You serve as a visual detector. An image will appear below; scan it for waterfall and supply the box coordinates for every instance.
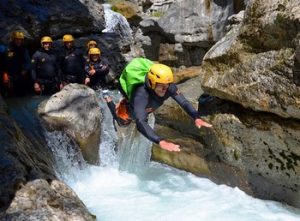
[102,4,133,44]
[117,114,155,174]
[42,92,300,221]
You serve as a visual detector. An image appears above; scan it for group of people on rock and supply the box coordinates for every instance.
[0,31,110,96]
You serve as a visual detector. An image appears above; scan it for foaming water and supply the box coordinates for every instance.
[47,91,300,221]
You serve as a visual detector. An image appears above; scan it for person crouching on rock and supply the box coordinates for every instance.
[31,36,62,95]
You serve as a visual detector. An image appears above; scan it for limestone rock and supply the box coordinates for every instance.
[204,111,300,207]
[202,0,300,119]
[0,0,104,43]
[38,84,102,165]
[0,96,56,212]
[3,179,96,221]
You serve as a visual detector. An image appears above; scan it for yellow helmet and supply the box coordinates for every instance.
[10,31,24,41]
[89,47,101,55]
[62,34,74,42]
[41,36,53,44]
[87,40,97,48]
[148,63,174,89]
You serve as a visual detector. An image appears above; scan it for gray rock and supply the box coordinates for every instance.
[158,0,235,43]
[0,96,56,213]
[38,84,102,165]
[202,0,300,119]
[3,179,96,221]
[154,76,300,208]
[0,0,104,43]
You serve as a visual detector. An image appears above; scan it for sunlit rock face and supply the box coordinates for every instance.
[130,0,245,66]
[201,0,300,119]
[0,0,104,43]
[153,76,300,208]
[2,179,96,221]
[153,0,300,208]
[38,84,102,165]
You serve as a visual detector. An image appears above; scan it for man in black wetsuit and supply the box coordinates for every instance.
[2,31,31,96]
[31,36,61,95]
[104,61,212,152]
[60,34,85,85]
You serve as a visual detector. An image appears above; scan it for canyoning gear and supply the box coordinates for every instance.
[116,98,132,123]
[87,40,97,49]
[10,31,24,41]
[195,118,212,128]
[32,49,59,80]
[41,36,53,44]
[119,58,153,100]
[148,63,174,89]
[132,83,199,144]
[159,140,180,152]
[2,41,31,96]
[84,58,109,89]
[63,34,74,42]
[89,47,101,56]
[60,46,85,84]
[31,48,61,95]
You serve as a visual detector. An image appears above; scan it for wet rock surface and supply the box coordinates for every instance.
[38,84,102,165]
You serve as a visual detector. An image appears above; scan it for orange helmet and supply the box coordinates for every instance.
[147,63,174,89]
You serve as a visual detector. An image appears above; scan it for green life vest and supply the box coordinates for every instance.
[119,58,153,100]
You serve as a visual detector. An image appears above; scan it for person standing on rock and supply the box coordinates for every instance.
[84,40,98,60]
[2,31,31,97]
[84,47,110,90]
[104,57,212,152]
[31,36,62,95]
[60,34,85,85]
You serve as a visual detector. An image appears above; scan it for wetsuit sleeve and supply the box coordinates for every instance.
[133,87,162,144]
[169,84,199,119]
[31,52,38,82]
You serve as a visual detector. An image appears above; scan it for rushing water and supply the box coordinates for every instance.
[43,91,300,221]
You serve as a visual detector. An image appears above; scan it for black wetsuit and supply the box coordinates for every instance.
[108,82,198,144]
[3,43,31,96]
[60,47,85,84]
[131,83,198,143]
[85,59,109,89]
[31,48,60,94]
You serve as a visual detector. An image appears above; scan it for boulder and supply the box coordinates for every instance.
[131,0,247,66]
[154,76,300,207]
[201,0,300,119]
[0,96,55,212]
[0,0,104,43]
[38,84,102,165]
[2,179,96,221]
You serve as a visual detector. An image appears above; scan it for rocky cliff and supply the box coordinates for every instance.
[153,0,300,208]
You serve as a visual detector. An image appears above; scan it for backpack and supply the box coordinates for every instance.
[119,57,153,100]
